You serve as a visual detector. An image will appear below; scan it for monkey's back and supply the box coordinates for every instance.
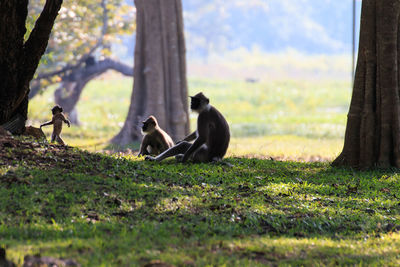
[52,113,66,135]
[207,106,230,159]
[154,128,174,152]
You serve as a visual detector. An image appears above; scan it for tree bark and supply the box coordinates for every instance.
[333,0,400,169]
[54,58,133,124]
[111,0,189,146]
[0,0,63,132]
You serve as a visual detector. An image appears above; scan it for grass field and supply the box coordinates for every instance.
[3,74,400,266]
[1,138,400,266]
[27,75,351,161]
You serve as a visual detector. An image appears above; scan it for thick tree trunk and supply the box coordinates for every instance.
[0,0,62,133]
[53,58,133,124]
[333,0,400,168]
[111,0,189,146]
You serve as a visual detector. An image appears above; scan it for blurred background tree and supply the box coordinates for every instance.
[28,0,135,124]
[112,0,189,146]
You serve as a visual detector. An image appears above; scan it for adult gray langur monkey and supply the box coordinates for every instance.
[146,92,230,163]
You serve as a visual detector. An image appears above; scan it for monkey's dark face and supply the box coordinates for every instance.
[142,117,157,133]
[51,106,63,115]
[190,97,202,110]
[190,93,209,113]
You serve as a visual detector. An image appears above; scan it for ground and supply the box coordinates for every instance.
[1,133,400,266]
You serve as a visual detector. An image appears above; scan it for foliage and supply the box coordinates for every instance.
[1,136,400,266]
[27,0,135,88]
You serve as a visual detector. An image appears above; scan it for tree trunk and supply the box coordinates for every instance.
[111,0,189,146]
[333,0,400,169]
[54,58,133,124]
[0,0,63,133]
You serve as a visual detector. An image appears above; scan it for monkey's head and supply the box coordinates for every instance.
[51,105,63,115]
[190,92,209,113]
[141,115,158,134]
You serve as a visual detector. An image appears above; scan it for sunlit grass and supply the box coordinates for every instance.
[229,135,343,161]
[188,50,352,81]
[2,146,400,266]
[6,233,400,266]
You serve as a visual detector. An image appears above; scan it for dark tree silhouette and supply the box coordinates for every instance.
[112,0,189,146]
[0,0,63,133]
[333,0,400,168]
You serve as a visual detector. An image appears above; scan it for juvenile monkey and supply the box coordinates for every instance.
[146,92,230,163]
[138,115,174,156]
[40,105,70,145]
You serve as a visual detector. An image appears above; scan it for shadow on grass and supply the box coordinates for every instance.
[2,152,400,237]
[2,150,400,265]
[2,219,399,266]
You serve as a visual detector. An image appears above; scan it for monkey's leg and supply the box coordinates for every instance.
[56,135,65,145]
[211,157,222,162]
[192,145,210,163]
[51,133,56,143]
[146,145,153,155]
[146,142,191,162]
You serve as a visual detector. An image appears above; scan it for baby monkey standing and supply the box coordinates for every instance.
[40,105,70,145]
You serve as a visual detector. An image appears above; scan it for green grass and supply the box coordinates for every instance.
[189,78,350,138]
[3,73,400,265]
[27,75,350,158]
[1,142,400,266]
[188,50,352,81]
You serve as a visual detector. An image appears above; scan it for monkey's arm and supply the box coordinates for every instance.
[182,131,197,142]
[181,136,206,163]
[181,119,208,163]
[60,114,71,127]
[159,136,172,152]
[40,120,54,128]
[138,135,151,156]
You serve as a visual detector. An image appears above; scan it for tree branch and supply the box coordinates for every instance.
[35,43,102,80]
[64,58,133,81]
[32,58,133,101]
[23,0,63,83]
